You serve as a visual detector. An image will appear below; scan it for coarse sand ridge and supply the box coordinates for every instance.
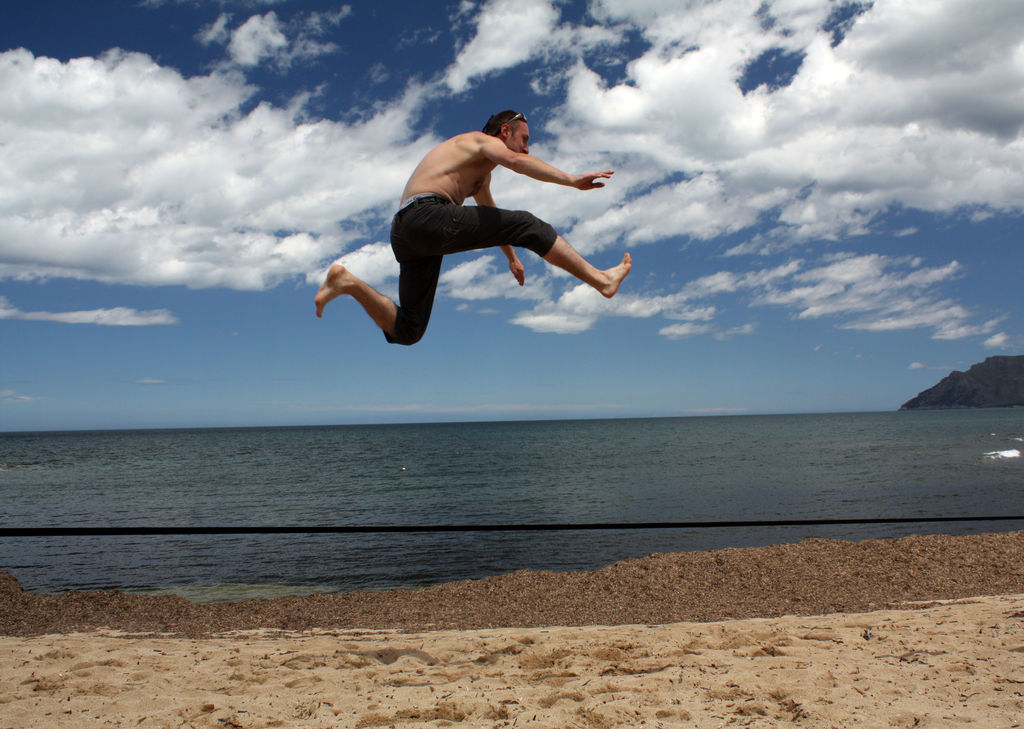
[3,530,1024,636]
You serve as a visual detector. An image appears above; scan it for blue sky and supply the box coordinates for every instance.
[2,0,1022,431]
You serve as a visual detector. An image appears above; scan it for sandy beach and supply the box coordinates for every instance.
[3,532,1024,727]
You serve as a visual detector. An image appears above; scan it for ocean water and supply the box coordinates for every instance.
[1,411,1022,601]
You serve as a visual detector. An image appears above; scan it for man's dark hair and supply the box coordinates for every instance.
[482,110,526,136]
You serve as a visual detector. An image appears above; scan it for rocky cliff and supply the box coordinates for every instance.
[900,355,1024,410]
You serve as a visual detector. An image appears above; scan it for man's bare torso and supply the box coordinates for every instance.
[400,132,498,206]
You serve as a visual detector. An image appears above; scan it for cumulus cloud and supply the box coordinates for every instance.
[0,48,433,291]
[551,0,1024,249]
[437,0,1020,341]
[227,12,289,66]
[199,7,351,69]
[444,0,620,93]
[445,0,560,92]
[0,297,178,326]
[2,0,1020,349]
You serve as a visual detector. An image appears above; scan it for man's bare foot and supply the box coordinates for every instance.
[315,264,353,317]
[599,253,632,298]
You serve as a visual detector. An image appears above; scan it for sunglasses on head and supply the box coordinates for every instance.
[506,112,527,125]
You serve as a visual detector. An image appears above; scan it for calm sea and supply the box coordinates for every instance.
[2,411,1022,601]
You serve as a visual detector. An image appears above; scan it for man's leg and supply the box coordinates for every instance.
[438,206,632,298]
[543,236,632,298]
[315,256,442,345]
[315,264,397,337]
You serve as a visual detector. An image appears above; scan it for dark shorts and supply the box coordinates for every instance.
[386,195,557,345]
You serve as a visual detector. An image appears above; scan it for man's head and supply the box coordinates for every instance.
[482,109,529,154]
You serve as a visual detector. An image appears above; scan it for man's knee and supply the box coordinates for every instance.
[517,215,557,257]
[386,317,428,346]
[386,331,424,346]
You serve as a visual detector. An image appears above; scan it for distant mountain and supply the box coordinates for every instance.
[900,355,1024,410]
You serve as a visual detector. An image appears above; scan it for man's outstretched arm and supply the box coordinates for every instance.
[478,136,614,190]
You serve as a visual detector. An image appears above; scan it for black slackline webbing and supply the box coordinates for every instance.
[1,515,1023,537]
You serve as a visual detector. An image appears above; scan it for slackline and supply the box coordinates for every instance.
[2,515,1023,537]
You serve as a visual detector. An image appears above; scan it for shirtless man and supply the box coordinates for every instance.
[315,109,632,345]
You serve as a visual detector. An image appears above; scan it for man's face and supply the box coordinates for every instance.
[502,121,530,154]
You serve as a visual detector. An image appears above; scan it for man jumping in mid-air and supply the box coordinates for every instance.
[315,109,632,345]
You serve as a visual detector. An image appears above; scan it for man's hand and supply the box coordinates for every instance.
[572,170,614,190]
[499,245,525,285]
[509,256,525,286]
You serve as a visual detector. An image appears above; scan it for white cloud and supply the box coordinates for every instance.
[445,0,560,92]
[714,322,757,340]
[303,6,353,34]
[511,282,712,335]
[509,250,996,341]
[444,0,622,94]
[567,173,783,254]
[659,322,713,339]
[0,296,178,326]
[510,308,596,334]
[201,8,350,69]
[544,0,1024,250]
[755,255,960,319]
[841,300,977,337]
[1,389,36,403]
[228,13,289,66]
[984,332,1010,349]
[909,361,953,371]
[322,242,400,290]
[197,13,232,45]
[2,0,1020,349]
[0,48,434,291]
[749,253,1000,341]
[737,253,992,340]
[439,254,544,301]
